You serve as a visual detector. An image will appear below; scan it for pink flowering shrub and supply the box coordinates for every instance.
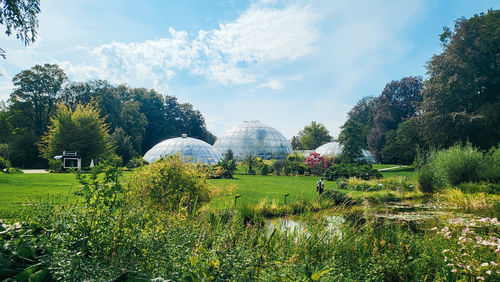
[305,151,328,175]
[432,217,500,280]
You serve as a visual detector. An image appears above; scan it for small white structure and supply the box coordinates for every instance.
[54,151,81,171]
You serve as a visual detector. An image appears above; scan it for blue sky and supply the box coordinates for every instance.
[1,0,498,139]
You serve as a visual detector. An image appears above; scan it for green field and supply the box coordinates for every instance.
[0,169,414,218]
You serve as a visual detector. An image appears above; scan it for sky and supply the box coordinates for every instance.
[0,0,498,139]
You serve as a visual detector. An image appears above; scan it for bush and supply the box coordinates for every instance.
[323,163,381,181]
[4,167,23,174]
[480,144,500,182]
[260,163,271,175]
[416,165,434,193]
[428,143,483,187]
[0,156,10,170]
[127,154,212,212]
[126,157,148,169]
[48,159,62,172]
[321,190,352,205]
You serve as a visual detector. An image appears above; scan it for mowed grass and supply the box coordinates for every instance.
[0,168,416,218]
[207,174,336,209]
[0,173,80,218]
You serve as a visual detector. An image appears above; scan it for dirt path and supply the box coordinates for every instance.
[22,169,48,174]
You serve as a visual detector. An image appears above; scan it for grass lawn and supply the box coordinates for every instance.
[0,167,417,218]
[379,166,416,179]
[0,173,79,218]
[207,174,335,209]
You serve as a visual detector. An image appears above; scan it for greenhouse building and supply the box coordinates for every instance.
[143,134,222,165]
[315,141,378,164]
[214,120,293,160]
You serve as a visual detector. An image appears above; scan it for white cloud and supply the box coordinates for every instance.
[259,79,284,90]
[59,0,319,90]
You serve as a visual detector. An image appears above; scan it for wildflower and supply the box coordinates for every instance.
[431,227,438,231]
[491,261,498,266]
[447,263,454,267]
[476,276,484,280]
[486,270,491,275]
[481,262,489,267]
[451,269,457,273]
[442,249,449,253]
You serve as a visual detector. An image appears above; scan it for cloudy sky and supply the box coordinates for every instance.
[0,0,497,139]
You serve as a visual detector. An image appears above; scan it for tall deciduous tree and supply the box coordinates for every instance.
[420,10,500,149]
[295,121,332,150]
[0,0,40,59]
[40,104,113,166]
[10,64,67,135]
[367,77,423,159]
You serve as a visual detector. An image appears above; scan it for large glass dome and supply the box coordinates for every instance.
[143,134,222,165]
[315,142,378,164]
[214,121,293,160]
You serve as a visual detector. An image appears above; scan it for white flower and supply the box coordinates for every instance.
[481,262,489,267]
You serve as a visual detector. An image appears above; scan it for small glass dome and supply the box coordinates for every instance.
[214,121,293,160]
[315,142,378,164]
[143,134,222,165]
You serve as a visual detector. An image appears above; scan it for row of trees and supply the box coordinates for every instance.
[0,64,215,167]
[338,10,500,164]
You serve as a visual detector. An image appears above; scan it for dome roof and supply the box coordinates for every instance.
[315,142,377,164]
[214,121,293,160]
[143,134,222,165]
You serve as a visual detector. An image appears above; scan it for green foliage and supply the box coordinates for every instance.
[3,167,23,174]
[0,156,9,170]
[294,121,332,150]
[420,10,500,150]
[125,157,148,169]
[271,160,284,176]
[244,154,257,174]
[428,143,484,187]
[321,190,351,205]
[381,119,421,164]
[416,165,435,193]
[40,103,114,166]
[259,163,271,175]
[110,127,136,164]
[127,154,212,212]
[48,159,62,173]
[216,158,237,179]
[0,0,40,59]
[324,163,382,181]
[367,77,423,159]
[223,149,234,162]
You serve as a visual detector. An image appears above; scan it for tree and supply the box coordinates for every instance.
[381,118,420,164]
[338,119,365,163]
[367,77,423,159]
[0,0,40,59]
[223,149,234,162]
[40,104,113,166]
[10,64,68,135]
[290,136,303,150]
[109,127,136,164]
[295,121,332,150]
[420,10,500,149]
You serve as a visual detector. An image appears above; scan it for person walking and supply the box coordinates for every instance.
[316,178,325,196]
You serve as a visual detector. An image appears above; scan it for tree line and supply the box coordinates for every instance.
[0,64,215,167]
[337,10,499,164]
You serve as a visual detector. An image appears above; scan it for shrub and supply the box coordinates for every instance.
[416,165,435,193]
[4,167,23,174]
[480,144,500,182]
[48,159,62,172]
[260,163,271,175]
[272,160,284,176]
[428,143,483,187]
[127,154,212,212]
[215,159,237,178]
[321,190,352,205]
[126,157,148,169]
[323,163,381,181]
[0,156,10,170]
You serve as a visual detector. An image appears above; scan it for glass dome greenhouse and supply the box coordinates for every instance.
[143,134,222,165]
[315,141,378,164]
[214,121,293,160]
